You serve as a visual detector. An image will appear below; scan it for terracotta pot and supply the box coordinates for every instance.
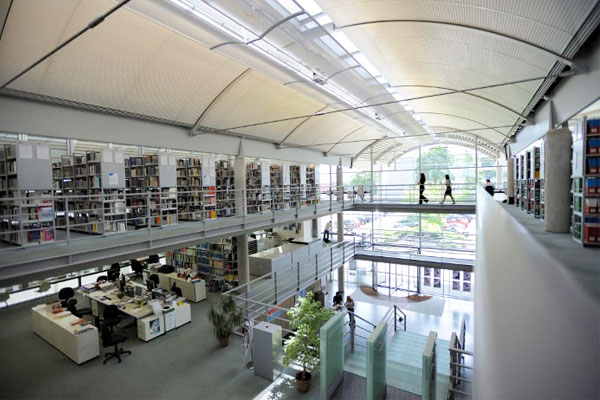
[295,371,312,393]
[218,336,230,347]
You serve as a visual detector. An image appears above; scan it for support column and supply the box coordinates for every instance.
[311,218,319,239]
[545,128,572,232]
[336,163,344,294]
[507,158,515,203]
[237,233,250,287]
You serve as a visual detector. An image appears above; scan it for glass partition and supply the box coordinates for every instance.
[366,320,387,400]
[320,312,345,399]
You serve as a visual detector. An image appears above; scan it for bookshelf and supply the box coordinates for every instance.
[167,237,238,284]
[0,142,55,246]
[67,150,127,234]
[270,163,290,210]
[216,159,235,217]
[289,165,303,207]
[125,153,177,227]
[572,117,600,246]
[176,156,216,220]
[306,164,319,205]
[246,160,271,214]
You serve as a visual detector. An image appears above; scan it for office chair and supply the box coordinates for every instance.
[59,287,92,318]
[149,274,160,288]
[171,283,183,298]
[148,254,160,264]
[130,259,145,278]
[96,276,108,283]
[107,263,121,281]
[101,321,131,364]
[102,304,122,332]
[58,287,75,307]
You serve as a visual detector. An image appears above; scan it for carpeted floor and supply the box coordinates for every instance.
[0,293,271,400]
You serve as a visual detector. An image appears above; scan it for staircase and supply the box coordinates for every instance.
[344,331,450,400]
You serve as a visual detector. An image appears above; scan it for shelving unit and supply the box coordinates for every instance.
[167,237,238,284]
[0,142,55,245]
[306,164,319,205]
[67,150,127,234]
[246,160,270,214]
[125,153,177,227]
[270,163,290,210]
[216,159,235,217]
[573,117,600,246]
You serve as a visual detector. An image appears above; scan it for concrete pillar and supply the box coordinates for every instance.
[545,128,572,232]
[336,164,344,294]
[507,158,515,200]
[237,233,250,287]
[311,218,318,239]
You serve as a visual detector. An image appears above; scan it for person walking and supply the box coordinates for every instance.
[484,179,495,196]
[419,173,429,204]
[323,220,332,242]
[345,295,355,326]
[441,174,456,204]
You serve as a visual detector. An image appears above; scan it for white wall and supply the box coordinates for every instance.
[474,188,599,398]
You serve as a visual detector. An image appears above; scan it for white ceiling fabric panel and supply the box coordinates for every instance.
[284,107,364,147]
[317,0,597,53]
[200,70,324,142]
[0,0,249,124]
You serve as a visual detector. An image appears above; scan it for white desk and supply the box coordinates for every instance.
[144,270,207,302]
[79,283,192,342]
[32,304,99,364]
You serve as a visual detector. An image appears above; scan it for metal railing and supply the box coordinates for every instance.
[448,319,473,398]
[0,183,477,249]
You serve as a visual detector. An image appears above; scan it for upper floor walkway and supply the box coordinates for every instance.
[0,183,476,286]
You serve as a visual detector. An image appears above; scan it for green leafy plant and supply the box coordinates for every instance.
[282,292,334,380]
[208,295,243,345]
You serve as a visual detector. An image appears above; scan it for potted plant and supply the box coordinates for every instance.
[283,292,334,393]
[208,295,243,347]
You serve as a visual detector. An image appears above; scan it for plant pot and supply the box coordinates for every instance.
[218,336,230,347]
[295,371,312,393]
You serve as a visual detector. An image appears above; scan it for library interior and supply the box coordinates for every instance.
[0,1,599,399]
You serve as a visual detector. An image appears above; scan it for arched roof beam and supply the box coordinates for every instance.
[210,11,304,50]
[387,139,498,165]
[428,125,503,154]
[325,125,367,155]
[190,68,252,135]
[278,105,329,146]
[352,137,389,163]
[391,84,527,119]
[415,111,510,139]
[334,20,573,67]
[373,141,404,163]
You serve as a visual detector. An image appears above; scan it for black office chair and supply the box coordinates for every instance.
[130,259,145,278]
[58,287,75,307]
[149,274,160,288]
[171,283,183,298]
[101,321,131,364]
[96,276,108,283]
[107,263,121,281]
[102,304,122,332]
[148,254,160,264]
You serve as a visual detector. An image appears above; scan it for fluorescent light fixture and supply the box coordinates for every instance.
[315,13,333,25]
[331,31,359,54]
[295,0,324,16]
[376,76,388,85]
[354,53,381,77]
[274,0,302,14]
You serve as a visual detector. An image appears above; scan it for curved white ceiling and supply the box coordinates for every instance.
[0,0,597,163]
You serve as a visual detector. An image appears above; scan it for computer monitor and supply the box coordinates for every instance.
[107,264,120,281]
[134,285,143,298]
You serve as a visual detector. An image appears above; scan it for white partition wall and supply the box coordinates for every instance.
[474,188,599,398]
